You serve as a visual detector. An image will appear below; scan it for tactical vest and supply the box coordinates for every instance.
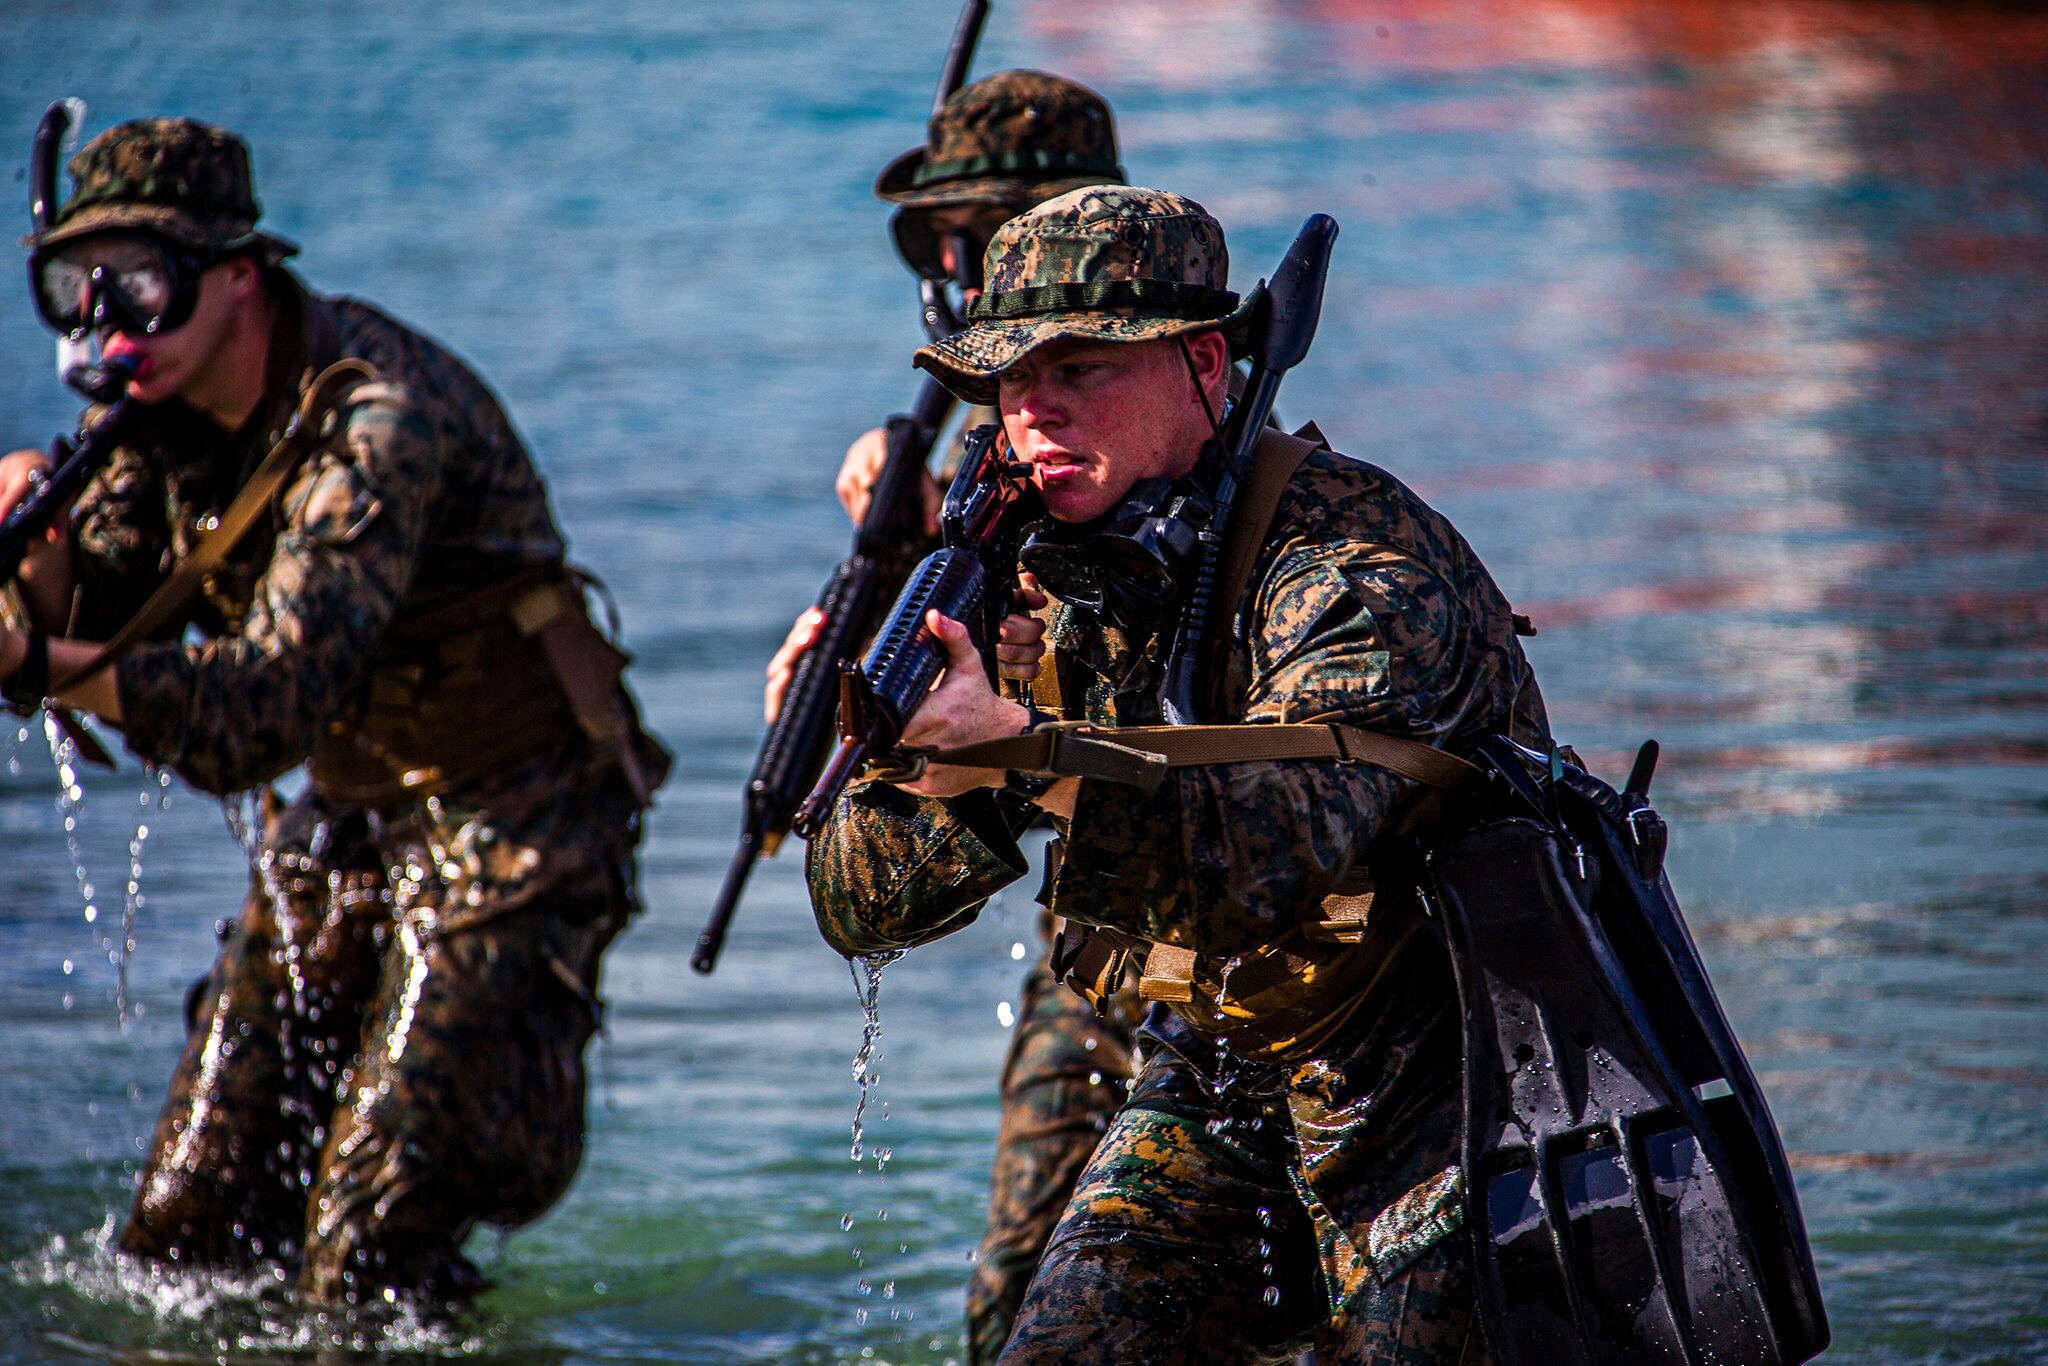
[52,357,667,810]
[940,425,1532,1061]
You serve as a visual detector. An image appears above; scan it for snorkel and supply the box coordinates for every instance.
[29,99,132,403]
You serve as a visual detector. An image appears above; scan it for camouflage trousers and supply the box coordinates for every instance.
[119,788,632,1305]
[996,1031,1491,1365]
[966,946,1139,1364]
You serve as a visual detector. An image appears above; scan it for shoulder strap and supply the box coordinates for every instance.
[934,718,1484,792]
[1203,422,1325,718]
[51,359,375,695]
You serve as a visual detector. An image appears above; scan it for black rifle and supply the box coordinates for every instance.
[689,0,990,973]
[5,100,143,583]
[1157,214,1338,725]
[792,424,1039,838]
[0,362,138,586]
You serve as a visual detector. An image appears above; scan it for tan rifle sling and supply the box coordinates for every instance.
[932,424,1487,1019]
[44,359,375,757]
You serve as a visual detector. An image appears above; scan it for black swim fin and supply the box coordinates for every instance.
[1421,736,1828,1366]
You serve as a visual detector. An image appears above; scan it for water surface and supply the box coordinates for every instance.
[1,1,2043,1361]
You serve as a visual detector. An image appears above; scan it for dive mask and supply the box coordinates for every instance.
[29,232,232,339]
[1019,465,1221,638]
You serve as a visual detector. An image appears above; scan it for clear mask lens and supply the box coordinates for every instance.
[33,238,183,336]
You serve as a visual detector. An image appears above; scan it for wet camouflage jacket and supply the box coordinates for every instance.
[58,274,645,911]
[809,440,1549,1285]
[809,441,1546,958]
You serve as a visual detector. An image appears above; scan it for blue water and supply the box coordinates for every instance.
[2,1,2044,1361]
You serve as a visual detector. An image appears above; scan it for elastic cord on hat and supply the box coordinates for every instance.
[969,278,1237,324]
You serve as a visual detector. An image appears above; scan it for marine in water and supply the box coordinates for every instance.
[0,115,668,1306]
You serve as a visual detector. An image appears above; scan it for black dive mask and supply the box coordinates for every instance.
[896,215,987,342]
[29,234,226,340]
[1019,451,1224,638]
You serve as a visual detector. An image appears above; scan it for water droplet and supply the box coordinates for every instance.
[996,999,1015,1028]
[1010,941,1027,960]
[1262,1285,1281,1307]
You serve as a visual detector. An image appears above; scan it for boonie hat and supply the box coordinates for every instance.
[913,185,1256,406]
[876,69,1124,212]
[23,117,297,262]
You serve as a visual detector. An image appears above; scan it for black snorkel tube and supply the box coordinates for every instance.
[28,99,136,404]
[1157,213,1338,725]
[5,101,143,586]
[916,0,990,343]
[30,101,67,236]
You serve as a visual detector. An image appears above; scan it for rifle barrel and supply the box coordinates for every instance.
[693,835,764,973]
[934,0,990,115]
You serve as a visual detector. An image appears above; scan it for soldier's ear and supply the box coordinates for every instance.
[1186,330,1230,398]
[220,254,264,302]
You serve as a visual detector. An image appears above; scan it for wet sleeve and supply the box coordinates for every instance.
[1051,538,1478,957]
[807,781,1033,957]
[63,441,170,640]
[112,381,443,794]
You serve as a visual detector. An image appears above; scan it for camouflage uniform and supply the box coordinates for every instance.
[810,188,1547,1361]
[877,72,1139,1361]
[17,121,664,1305]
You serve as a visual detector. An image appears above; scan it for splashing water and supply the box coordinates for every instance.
[12,1213,474,1356]
[845,949,904,1330]
[112,765,175,1028]
[224,789,309,1016]
[848,949,902,1169]
[39,714,113,1013]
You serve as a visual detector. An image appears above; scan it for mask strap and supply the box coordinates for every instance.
[1177,336,1227,454]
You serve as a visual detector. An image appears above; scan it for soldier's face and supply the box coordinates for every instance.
[928,204,1011,288]
[999,331,1229,524]
[99,255,255,405]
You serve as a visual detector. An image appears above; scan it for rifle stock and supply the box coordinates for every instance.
[1157,214,1338,724]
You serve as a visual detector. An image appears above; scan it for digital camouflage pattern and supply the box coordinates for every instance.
[808,439,1548,1356]
[875,70,1124,211]
[123,786,634,1302]
[880,74,1136,1356]
[25,117,297,261]
[966,941,1141,1363]
[60,274,657,1304]
[914,186,1255,406]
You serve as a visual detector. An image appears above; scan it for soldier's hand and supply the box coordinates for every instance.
[836,426,943,535]
[996,572,1049,683]
[764,606,825,724]
[0,449,67,564]
[895,609,1027,798]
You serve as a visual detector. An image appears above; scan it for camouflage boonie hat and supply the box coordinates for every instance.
[23,118,297,261]
[876,70,1124,211]
[914,186,1256,406]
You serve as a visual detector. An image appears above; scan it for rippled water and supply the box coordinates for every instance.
[2,1,2043,1362]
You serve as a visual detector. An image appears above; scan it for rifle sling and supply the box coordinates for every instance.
[1203,423,1322,718]
[50,358,375,697]
[933,719,1483,793]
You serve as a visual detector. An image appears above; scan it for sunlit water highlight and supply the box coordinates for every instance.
[1,1,2043,1362]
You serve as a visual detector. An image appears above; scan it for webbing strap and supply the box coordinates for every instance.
[1138,942,1197,1003]
[51,358,376,694]
[935,720,1484,791]
[1206,424,1322,714]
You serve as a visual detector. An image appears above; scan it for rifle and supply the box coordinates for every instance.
[791,424,1039,838]
[0,362,138,586]
[689,0,991,973]
[1157,214,1338,725]
[4,100,141,585]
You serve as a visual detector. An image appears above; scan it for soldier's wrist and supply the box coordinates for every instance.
[2,629,50,715]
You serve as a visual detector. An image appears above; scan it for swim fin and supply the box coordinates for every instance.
[1421,736,1828,1366]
